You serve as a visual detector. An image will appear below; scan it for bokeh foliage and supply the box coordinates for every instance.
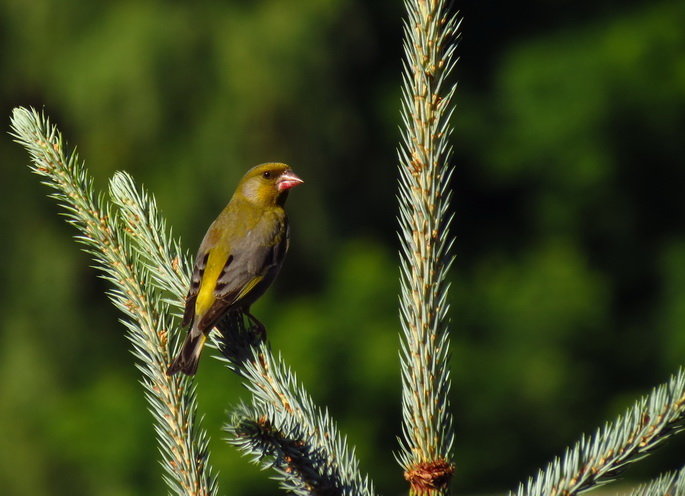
[1,1,684,495]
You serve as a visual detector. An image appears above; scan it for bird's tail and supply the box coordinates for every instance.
[166,331,207,376]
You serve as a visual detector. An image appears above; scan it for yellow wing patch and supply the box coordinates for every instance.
[195,247,229,319]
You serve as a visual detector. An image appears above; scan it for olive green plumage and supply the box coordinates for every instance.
[167,163,303,376]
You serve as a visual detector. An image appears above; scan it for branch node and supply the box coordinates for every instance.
[404,459,455,493]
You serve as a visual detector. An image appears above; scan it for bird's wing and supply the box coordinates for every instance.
[181,221,221,329]
[197,214,288,330]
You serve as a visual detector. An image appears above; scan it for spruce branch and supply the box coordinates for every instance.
[511,369,685,496]
[10,107,217,496]
[628,466,685,496]
[108,171,377,496]
[397,0,461,493]
[226,402,343,496]
[108,171,191,304]
[217,315,376,496]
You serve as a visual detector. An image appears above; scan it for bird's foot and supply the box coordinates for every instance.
[244,311,267,342]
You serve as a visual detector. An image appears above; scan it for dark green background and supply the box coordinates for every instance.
[2,0,684,495]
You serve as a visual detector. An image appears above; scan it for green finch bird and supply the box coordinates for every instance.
[167,163,303,376]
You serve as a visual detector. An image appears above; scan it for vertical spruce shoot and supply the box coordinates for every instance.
[397,0,461,494]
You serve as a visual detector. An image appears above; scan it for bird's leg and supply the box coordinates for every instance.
[244,309,267,341]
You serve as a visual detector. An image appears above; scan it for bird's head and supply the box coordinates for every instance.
[236,162,303,207]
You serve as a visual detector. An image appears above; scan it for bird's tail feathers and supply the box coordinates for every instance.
[166,330,207,376]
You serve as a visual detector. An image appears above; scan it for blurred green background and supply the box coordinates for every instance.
[2,0,685,494]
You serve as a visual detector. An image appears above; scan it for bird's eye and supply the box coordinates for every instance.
[262,171,272,179]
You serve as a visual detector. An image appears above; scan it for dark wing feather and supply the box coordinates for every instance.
[182,250,209,327]
[198,215,288,330]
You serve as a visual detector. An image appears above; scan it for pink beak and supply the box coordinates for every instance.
[277,171,304,191]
